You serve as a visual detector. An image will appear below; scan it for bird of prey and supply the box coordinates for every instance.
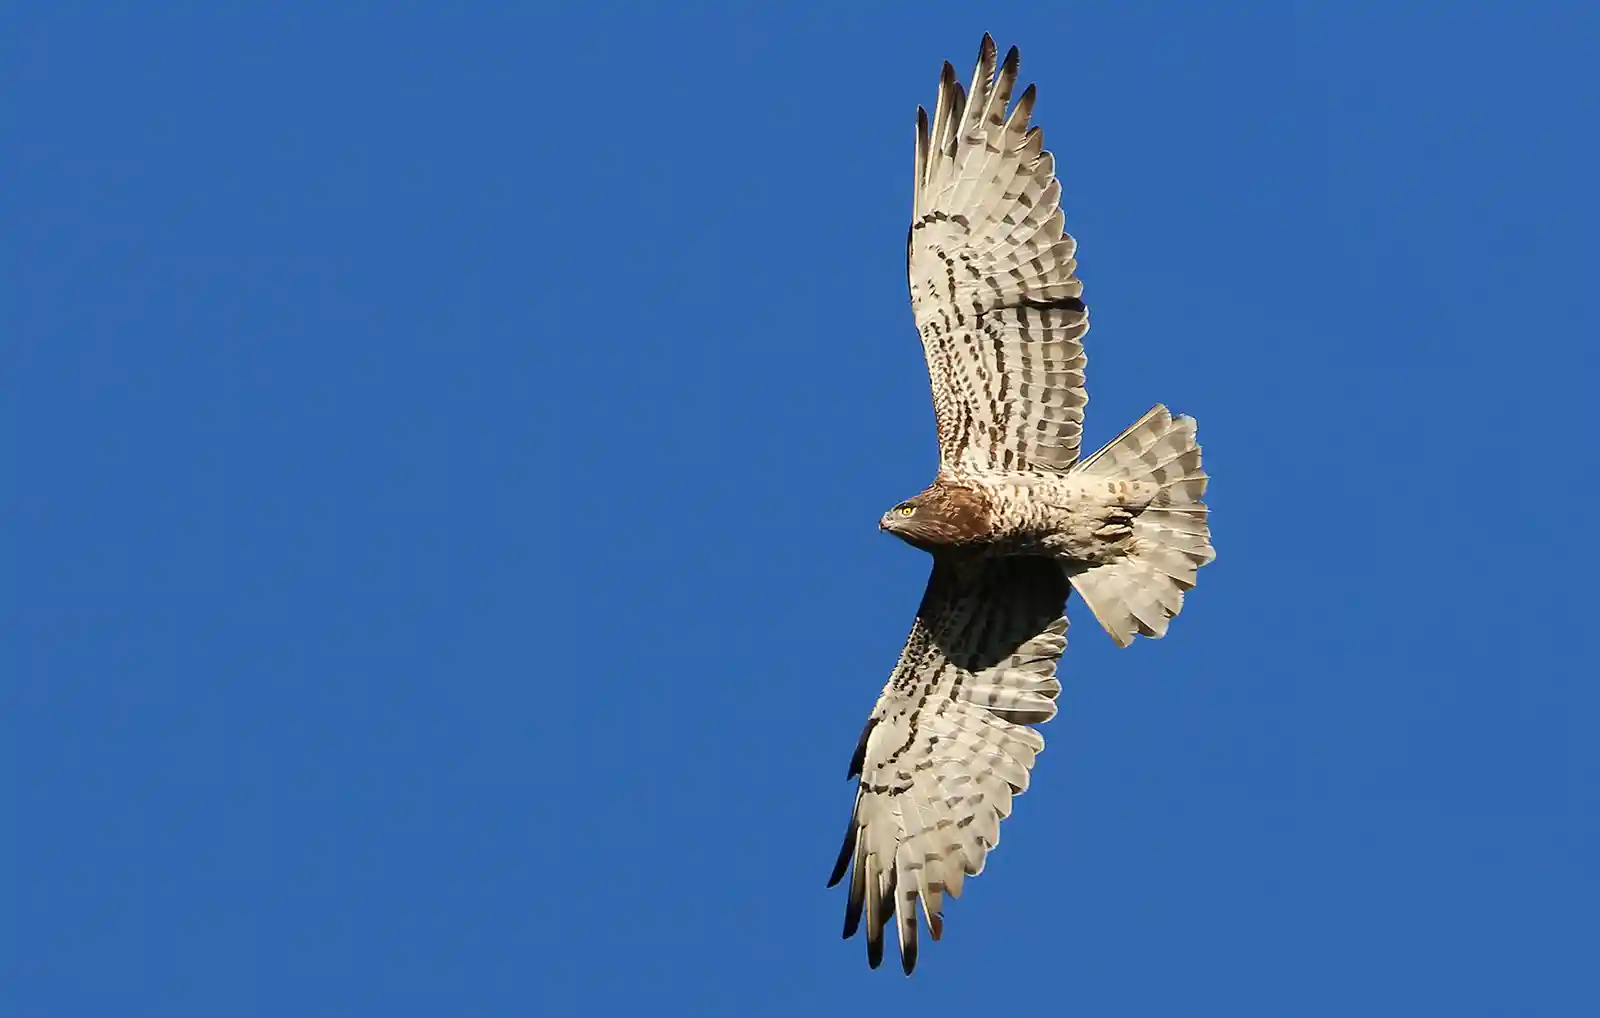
[828,35,1216,974]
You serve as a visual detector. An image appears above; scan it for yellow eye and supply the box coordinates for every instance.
[897,505,915,517]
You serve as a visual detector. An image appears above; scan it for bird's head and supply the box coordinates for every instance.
[879,482,993,549]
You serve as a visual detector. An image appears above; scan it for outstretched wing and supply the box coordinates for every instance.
[828,557,1071,973]
[909,36,1090,474]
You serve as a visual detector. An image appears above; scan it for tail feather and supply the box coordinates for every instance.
[1069,405,1215,647]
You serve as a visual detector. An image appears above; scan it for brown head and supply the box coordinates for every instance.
[879,480,995,550]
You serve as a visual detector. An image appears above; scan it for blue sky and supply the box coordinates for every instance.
[5,2,1597,1014]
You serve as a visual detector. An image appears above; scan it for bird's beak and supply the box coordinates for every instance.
[878,515,890,531]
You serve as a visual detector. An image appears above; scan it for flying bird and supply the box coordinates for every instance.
[828,35,1216,974]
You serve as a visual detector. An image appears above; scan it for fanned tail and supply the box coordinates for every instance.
[1068,405,1214,647]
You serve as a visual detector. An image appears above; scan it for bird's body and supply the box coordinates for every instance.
[890,470,1159,561]
[829,35,1216,975]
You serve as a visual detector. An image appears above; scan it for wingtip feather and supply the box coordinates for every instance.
[827,818,856,888]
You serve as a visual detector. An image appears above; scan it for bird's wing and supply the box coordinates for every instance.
[909,36,1090,474]
[828,557,1070,973]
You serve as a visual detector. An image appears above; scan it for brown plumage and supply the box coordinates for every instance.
[830,36,1216,975]
[879,481,996,549]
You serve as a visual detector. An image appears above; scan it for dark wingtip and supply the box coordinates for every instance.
[838,877,864,941]
[827,821,855,888]
[867,933,884,969]
[846,717,875,779]
[901,941,917,976]
[826,862,847,889]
